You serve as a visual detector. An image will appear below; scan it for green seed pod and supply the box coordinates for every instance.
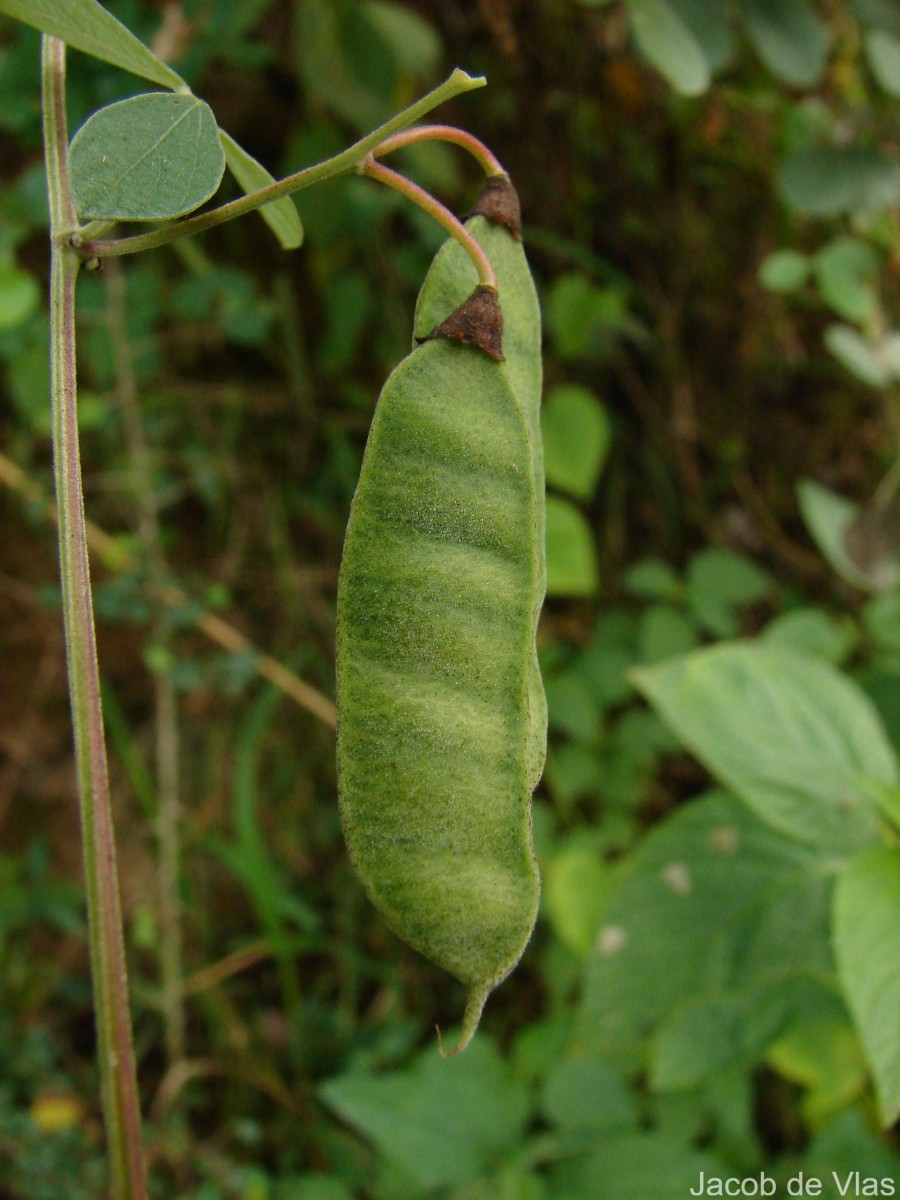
[414,214,547,790]
[336,338,540,1053]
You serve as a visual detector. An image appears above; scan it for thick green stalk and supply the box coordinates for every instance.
[42,35,147,1200]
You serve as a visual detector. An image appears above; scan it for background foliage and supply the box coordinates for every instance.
[0,0,899,1196]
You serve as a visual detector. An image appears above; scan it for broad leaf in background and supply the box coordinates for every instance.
[667,0,736,72]
[765,1015,868,1124]
[779,147,900,217]
[813,238,881,326]
[545,495,599,597]
[759,248,810,293]
[580,792,834,1058]
[547,1130,727,1200]
[219,131,303,250]
[825,324,900,390]
[866,29,900,97]
[833,848,900,1126]
[319,1037,530,1191]
[69,93,225,221]
[762,607,858,666]
[541,384,610,501]
[543,842,612,956]
[626,0,711,95]
[632,642,894,851]
[742,0,829,86]
[684,547,773,637]
[798,478,900,592]
[0,0,185,90]
[0,264,40,331]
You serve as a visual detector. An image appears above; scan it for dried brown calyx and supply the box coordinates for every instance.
[416,285,505,362]
[464,174,522,241]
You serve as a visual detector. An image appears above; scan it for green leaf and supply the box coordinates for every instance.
[69,93,226,222]
[579,791,835,1055]
[0,264,40,330]
[851,0,900,33]
[547,1129,726,1197]
[863,587,900,655]
[543,844,611,956]
[319,1038,530,1190]
[766,1016,867,1123]
[825,324,888,387]
[779,147,900,217]
[813,238,881,325]
[684,547,773,637]
[666,0,735,72]
[545,273,630,361]
[632,642,895,851]
[540,1058,635,1132]
[866,29,900,96]
[637,604,698,665]
[620,557,683,602]
[219,131,303,250]
[545,495,599,597]
[626,0,711,95]
[833,848,900,1125]
[541,384,611,501]
[798,479,886,591]
[0,0,185,90]
[762,608,858,665]
[759,248,810,293]
[742,0,830,86]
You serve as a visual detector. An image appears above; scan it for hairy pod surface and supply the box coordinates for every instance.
[414,215,547,791]
[336,338,540,1052]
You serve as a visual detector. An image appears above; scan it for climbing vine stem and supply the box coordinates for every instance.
[42,34,148,1200]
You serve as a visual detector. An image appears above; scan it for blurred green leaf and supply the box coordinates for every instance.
[637,604,698,664]
[759,248,810,293]
[580,792,835,1054]
[742,0,830,86]
[667,0,735,72]
[0,264,39,330]
[833,848,900,1126]
[866,29,900,96]
[813,238,881,325]
[766,1017,867,1123]
[762,607,858,665]
[626,0,711,95]
[547,1128,726,1197]
[545,495,599,597]
[863,587,900,655]
[69,93,225,221]
[319,1038,530,1190]
[540,1058,635,1131]
[543,844,611,955]
[633,642,895,851]
[546,667,601,742]
[779,146,900,217]
[546,273,629,362]
[620,558,683,602]
[825,323,889,386]
[684,547,772,637]
[798,479,881,590]
[0,0,185,89]
[541,384,611,501]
